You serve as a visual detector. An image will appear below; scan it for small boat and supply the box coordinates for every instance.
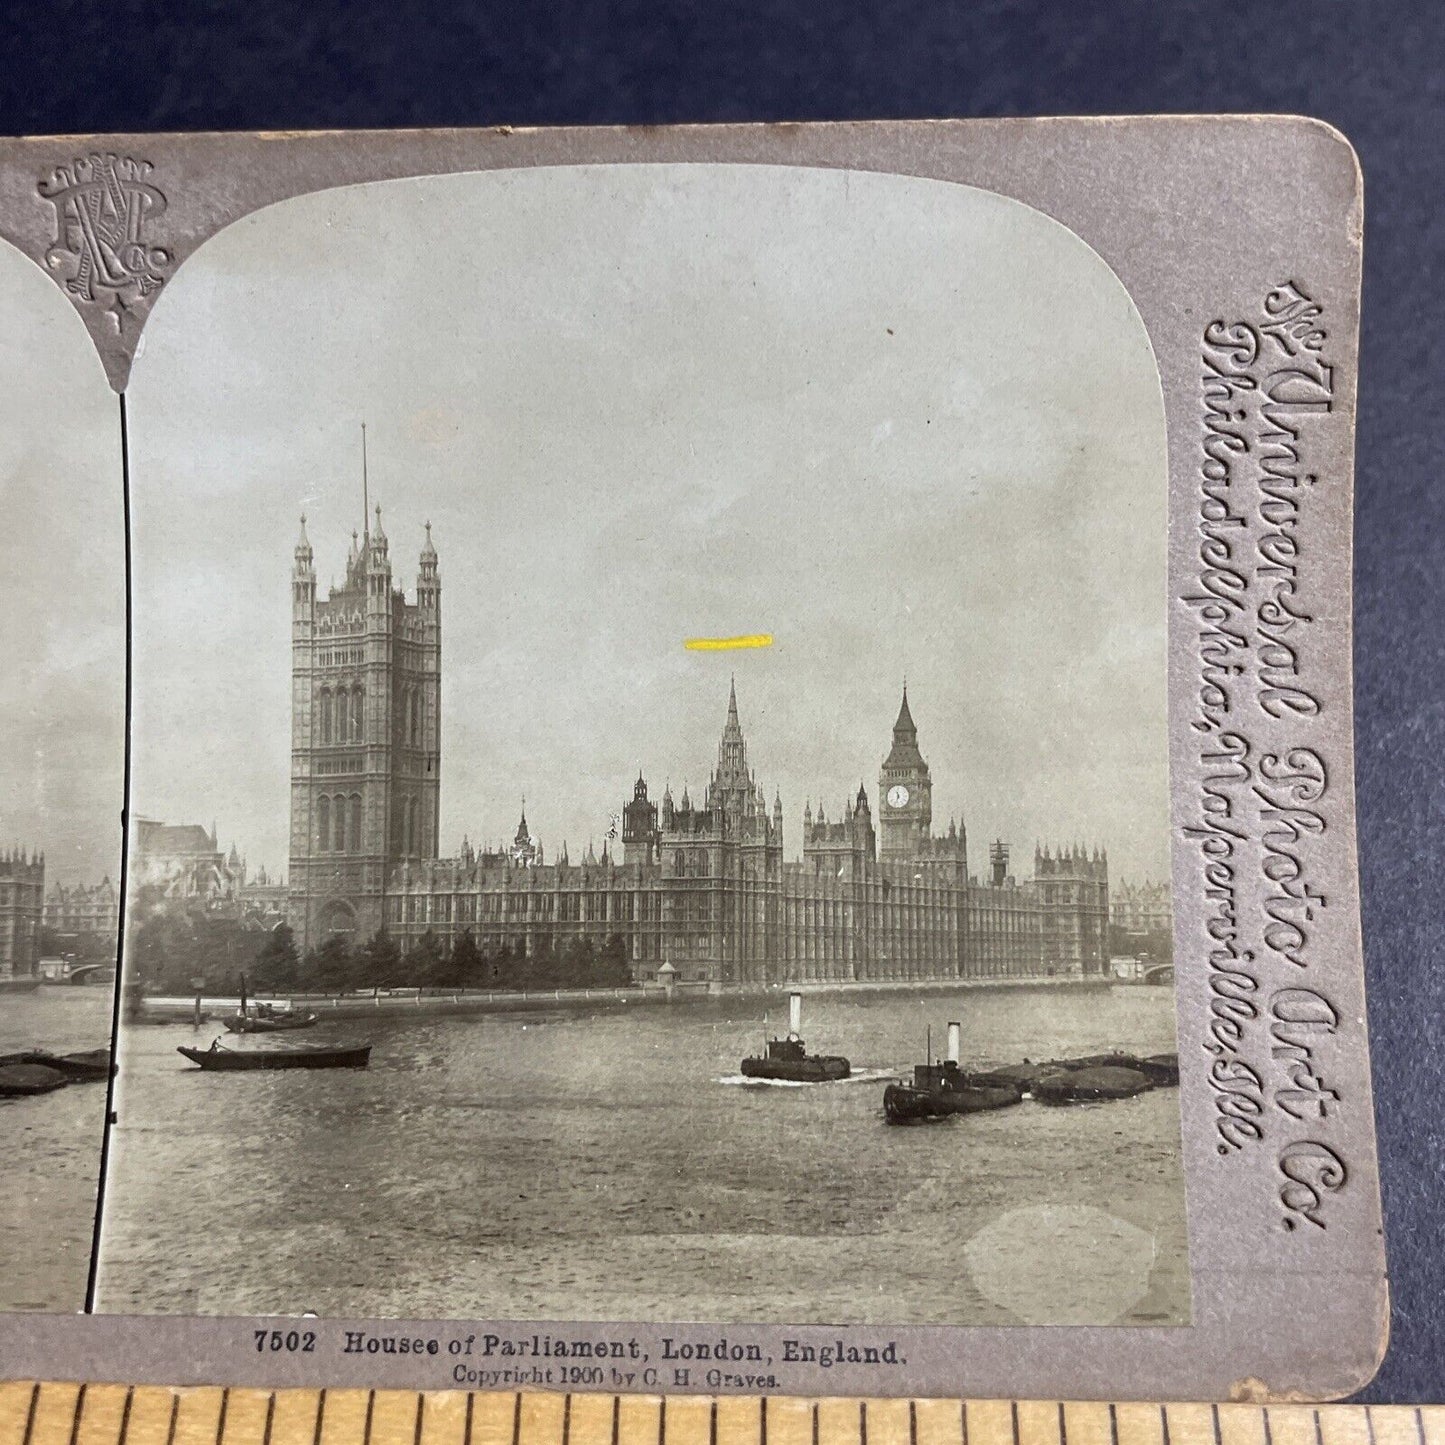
[883,1022,1023,1124]
[740,992,850,1082]
[224,1010,318,1034]
[0,1062,70,1097]
[223,974,319,1033]
[1032,1064,1155,1105]
[178,1040,372,1071]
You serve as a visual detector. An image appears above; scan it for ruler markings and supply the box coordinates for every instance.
[1368,1406,1430,1445]
[615,1398,661,1445]
[318,1393,370,1445]
[1015,1401,1059,1445]
[8,1392,1445,1445]
[22,1381,80,1445]
[117,1388,134,1445]
[222,1390,273,1445]
[565,1393,610,1445]
[67,1384,88,1445]
[259,1393,317,1445]
[21,1384,42,1445]
[656,1400,706,1445]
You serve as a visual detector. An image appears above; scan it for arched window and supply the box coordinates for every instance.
[336,689,349,742]
[319,689,332,744]
[317,796,331,851]
[350,795,363,853]
[674,850,685,874]
[698,853,710,878]
[410,691,421,745]
[402,797,413,855]
[408,797,419,854]
[352,685,364,740]
[333,795,348,853]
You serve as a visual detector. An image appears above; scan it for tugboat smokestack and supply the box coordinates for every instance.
[947,1021,961,1065]
[789,992,802,1036]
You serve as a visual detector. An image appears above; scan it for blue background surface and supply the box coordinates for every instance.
[2,0,1440,1402]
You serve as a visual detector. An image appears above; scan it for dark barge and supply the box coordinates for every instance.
[179,1040,372,1071]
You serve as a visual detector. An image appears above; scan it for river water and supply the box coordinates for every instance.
[0,985,112,1312]
[96,984,1187,1326]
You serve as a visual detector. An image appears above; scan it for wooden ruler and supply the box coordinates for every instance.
[2,1387,1442,1445]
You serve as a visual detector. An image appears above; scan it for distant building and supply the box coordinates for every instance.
[130,818,234,899]
[130,818,281,903]
[0,848,45,978]
[1110,878,1172,935]
[286,511,1111,982]
[44,875,120,943]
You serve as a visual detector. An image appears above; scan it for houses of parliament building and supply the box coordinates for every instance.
[287,512,1111,983]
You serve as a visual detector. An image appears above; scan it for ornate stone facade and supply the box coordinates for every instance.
[288,513,1109,981]
[1110,878,1172,934]
[43,874,119,942]
[288,508,441,946]
[0,848,45,978]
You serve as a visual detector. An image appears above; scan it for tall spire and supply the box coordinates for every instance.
[894,683,916,737]
[884,683,925,768]
[293,513,313,576]
[709,675,752,816]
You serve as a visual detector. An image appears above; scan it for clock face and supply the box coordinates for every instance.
[887,784,910,809]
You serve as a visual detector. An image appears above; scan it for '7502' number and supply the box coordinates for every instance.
[254,1329,317,1353]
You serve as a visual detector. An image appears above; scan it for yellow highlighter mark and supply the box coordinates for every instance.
[684,634,774,651]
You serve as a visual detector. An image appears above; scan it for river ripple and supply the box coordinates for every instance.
[96,984,1187,1325]
[0,986,112,1312]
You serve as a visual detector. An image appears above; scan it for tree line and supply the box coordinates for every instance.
[253,924,634,994]
[123,888,634,996]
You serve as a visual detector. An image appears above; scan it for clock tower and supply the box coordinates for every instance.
[879,685,933,861]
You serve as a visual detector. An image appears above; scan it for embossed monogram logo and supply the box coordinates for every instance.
[38,153,171,326]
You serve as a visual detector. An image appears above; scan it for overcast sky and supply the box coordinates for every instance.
[122,162,1171,884]
[0,243,123,886]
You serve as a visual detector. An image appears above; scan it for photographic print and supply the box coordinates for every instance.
[0,120,1384,1401]
[93,162,1183,1325]
[0,235,123,1312]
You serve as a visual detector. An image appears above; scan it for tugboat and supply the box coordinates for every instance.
[882,1022,1023,1124]
[741,992,850,1082]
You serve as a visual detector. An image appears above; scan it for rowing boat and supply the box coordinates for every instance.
[177,1041,371,1071]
